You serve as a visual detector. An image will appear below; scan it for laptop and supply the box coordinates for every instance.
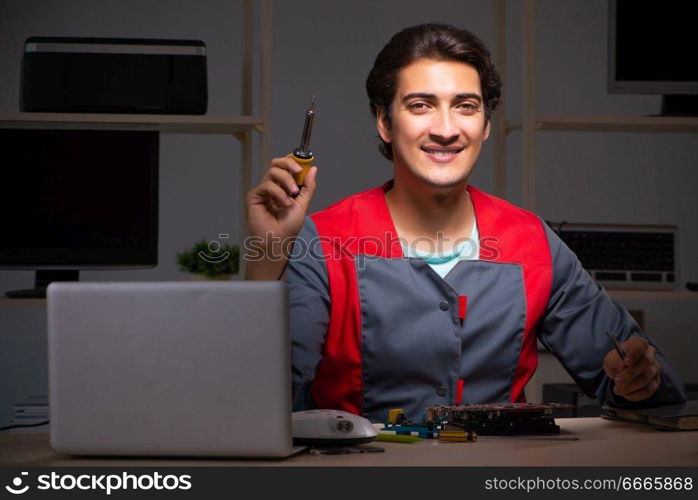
[47,281,298,457]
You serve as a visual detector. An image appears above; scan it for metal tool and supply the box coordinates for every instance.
[605,331,627,360]
[292,95,316,186]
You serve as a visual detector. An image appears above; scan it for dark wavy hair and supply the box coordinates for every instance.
[365,23,502,160]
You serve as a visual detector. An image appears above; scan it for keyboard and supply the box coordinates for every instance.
[552,223,678,290]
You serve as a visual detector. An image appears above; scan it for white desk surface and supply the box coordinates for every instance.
[1,418,697,467]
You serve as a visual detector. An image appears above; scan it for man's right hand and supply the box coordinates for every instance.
[244,156,318,280]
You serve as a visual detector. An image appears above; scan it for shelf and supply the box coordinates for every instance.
[495,0,698,209]
[608,290,698,301]
[506,115,698,134]
[0,112,264,134]
[0,298,46,307]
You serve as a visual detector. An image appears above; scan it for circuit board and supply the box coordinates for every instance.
[381,403,577,438]
[425,403,576,435]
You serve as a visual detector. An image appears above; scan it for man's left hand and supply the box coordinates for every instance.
[603,337,661,402]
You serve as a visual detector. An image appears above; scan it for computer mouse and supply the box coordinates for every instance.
[292,409,379,445]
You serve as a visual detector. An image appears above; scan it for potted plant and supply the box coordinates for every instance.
[176,238,240,280]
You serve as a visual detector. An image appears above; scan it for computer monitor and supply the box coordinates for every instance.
[0,128,158,297]
[608,0,698,115]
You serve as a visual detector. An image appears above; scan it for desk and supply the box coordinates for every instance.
[1,418,696,466]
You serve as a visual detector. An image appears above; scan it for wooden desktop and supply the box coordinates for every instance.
[1,418,696,466]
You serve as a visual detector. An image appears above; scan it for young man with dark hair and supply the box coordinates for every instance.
[245,23,685,422]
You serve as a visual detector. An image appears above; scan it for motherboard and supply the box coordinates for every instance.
[382,403,576,438]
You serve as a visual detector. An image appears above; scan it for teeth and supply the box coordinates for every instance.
[424,148,459,155]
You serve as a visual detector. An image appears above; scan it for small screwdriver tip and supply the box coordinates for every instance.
[309,95,316,111]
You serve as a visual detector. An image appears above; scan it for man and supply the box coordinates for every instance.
[245,23,686,422]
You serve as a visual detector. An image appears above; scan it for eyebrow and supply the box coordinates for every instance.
[402,92,483,103]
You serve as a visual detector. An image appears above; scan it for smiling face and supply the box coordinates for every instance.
[377,58,490,190]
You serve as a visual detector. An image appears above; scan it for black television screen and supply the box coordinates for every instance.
[0,129,158,272]
[609,0,698,97]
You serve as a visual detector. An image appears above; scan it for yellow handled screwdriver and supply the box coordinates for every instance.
[292,95,316,187]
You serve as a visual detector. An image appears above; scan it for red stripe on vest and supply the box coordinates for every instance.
[458,295,467,319]
[456,379,465,405]
[468,186,552,403]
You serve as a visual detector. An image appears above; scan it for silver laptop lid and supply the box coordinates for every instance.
[47,281,292,457]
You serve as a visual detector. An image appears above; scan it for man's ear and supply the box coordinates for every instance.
[376,107,392,144]
[483,119,491,141]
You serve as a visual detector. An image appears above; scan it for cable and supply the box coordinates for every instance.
[0,420,49,432]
